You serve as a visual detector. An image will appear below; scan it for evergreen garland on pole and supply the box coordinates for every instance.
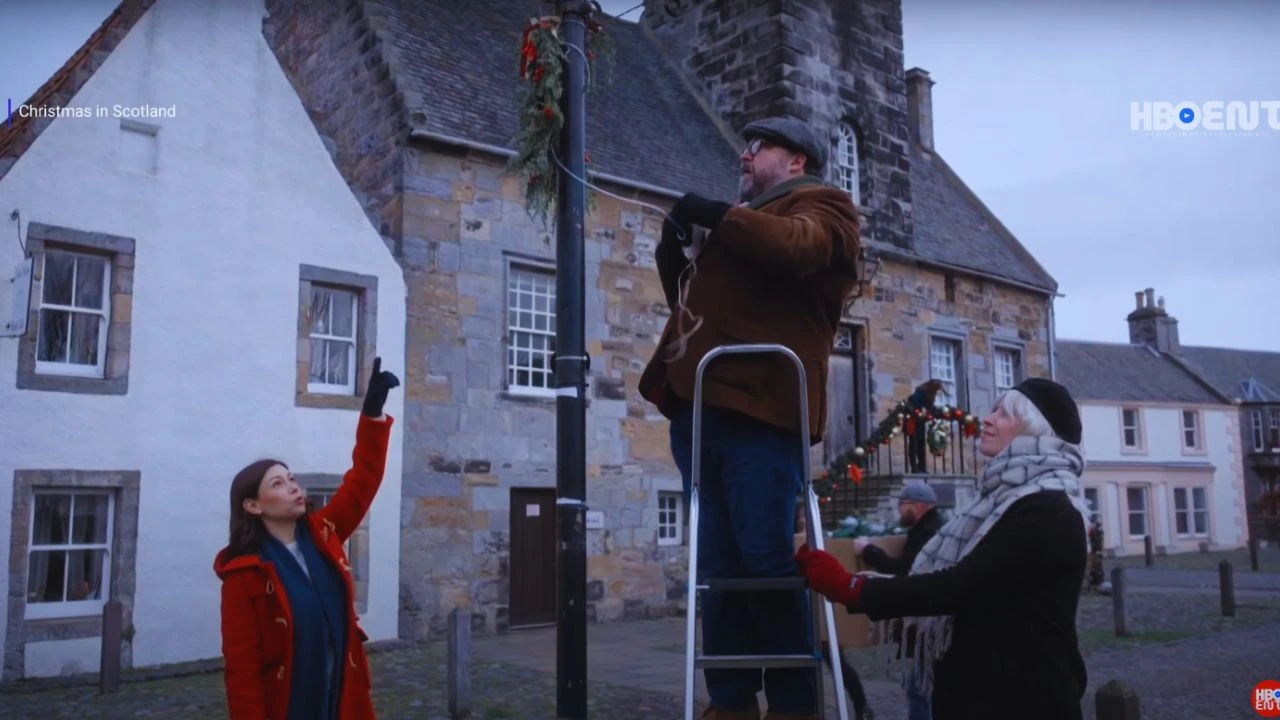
[508,14,616,226]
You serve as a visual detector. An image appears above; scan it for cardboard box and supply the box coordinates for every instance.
[794,533,907,648]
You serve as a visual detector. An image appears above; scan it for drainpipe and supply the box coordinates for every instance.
[1048,292,1059,380]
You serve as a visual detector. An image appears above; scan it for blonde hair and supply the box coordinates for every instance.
[997,389,1056,438]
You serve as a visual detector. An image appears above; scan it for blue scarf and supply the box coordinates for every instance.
[261,521,349,720]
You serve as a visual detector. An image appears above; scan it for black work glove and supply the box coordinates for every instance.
[672,192,732,232]
[361,356,401,418]
[662,214,693,248]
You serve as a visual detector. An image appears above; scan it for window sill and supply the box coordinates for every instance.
[23,615,104,642]
[17,372,127,395]
[295,392,363,411]
[500,389,556,405]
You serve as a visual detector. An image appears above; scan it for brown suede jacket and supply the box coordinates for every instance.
[638,176,862,443]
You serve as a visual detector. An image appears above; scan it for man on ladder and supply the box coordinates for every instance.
[638,116,864,720]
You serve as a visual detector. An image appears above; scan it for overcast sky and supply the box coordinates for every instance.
[3,0,1277,351]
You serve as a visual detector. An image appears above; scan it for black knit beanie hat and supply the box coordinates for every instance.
[1011,378,1082,444]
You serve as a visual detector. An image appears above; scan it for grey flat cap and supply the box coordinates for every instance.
[894,483,937,504]
[741,117,827,172]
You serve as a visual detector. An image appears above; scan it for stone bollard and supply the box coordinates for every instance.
[99,599,123,695]
[1111,567,1127,636]
[1143,535,1153,566]
[447,607,471,718]
[1095,679,1141,720]
[1219,560,1235,617]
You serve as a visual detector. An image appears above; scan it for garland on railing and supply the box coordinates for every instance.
[814,399,981,502]
[508,12,616,226]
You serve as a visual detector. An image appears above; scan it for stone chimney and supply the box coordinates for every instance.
[642,0,914,250]
[1127,287,1181,355]
[906,67,934,151]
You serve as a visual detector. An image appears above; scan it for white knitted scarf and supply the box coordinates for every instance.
[876,435,1091,695]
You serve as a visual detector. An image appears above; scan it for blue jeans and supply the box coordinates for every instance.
[670,405,815,715]
[905,663,932,720]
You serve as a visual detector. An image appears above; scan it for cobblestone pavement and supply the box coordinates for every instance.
[2,586,1276,719]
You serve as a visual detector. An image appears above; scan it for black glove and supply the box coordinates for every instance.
[361,356,401,418]
[662,214,693,247]
[672,192,731,232]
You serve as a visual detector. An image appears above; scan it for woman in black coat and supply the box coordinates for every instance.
[797,378,1092,720]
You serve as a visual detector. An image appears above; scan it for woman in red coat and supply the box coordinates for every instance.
[213,358,399,720]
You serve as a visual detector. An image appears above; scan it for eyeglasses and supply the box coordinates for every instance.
[744,138,774,156]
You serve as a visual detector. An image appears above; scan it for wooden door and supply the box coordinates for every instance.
[825,324,864,463]
[509,487,557,627]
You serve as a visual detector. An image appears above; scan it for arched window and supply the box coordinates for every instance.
[836,124,860,204]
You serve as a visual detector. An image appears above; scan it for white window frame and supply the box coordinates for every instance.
[1083,487,1100,526]
[928,336,961,407]
[306,286,359,395]
[993,347,1020,394]
[1252,410,1265,452]
[1125,486,1148,539]
[506,263,557,397]
[1181,409,1202,451]
[1173,487,1210,537]
[1121,408,1143,450]
[657,491,684,547]
[835,124,860,204]
[35,249,112,379]
[26,490,115,620]
[1270,409,1280,451]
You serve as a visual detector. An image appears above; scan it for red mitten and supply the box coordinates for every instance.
[795,545,863,605]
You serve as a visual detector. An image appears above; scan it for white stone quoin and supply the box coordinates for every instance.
[0,0,406,679]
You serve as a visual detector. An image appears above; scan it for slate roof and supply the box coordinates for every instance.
[0,1,153,183]
[364,0,742,198]
[1177,346,1280,403]
[907,148,1058,293]
[1055,340,1227,404]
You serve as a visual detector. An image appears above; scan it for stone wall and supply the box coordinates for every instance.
[644,0,913,249]
[396,143,688,639]
[262,0,406,246]
[853,257,1052,428]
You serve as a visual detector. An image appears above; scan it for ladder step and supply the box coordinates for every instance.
[700,577,808,592]
[695,654,822,669]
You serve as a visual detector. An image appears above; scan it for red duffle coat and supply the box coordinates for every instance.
[213,414,393,720]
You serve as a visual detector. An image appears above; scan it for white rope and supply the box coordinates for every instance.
[549,150,703,363]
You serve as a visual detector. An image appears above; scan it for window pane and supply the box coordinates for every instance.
[1124,429,1137,446]
[310,289,331,334]
[1127,488,1145,510]
[1128,513,1144,536]
[69,312,102,365]
[1182,411,1195,429]
[73,256,106,310]
[71,494,109,544]
[326,340,351,385]
[309,338,326,382]
[330,291,355,338]
[1193,511,1208,534]
[43,252,75,305]
[1184,430,1196,447]
[1176,513,1188,535]
[38,309,69,362]
[1173,489,1187,511]
[65,549,106,601]
[27,550,67,603]
[1192,488,1207,510]
[33,495,71,545]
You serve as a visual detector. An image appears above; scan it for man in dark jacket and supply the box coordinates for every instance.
[796,378,1092,720]
[855,483,941,720]
[641,117,862,720]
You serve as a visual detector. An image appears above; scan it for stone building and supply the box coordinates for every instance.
[264,0,1061,640]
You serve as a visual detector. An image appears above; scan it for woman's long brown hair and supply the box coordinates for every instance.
[225,458,289,559]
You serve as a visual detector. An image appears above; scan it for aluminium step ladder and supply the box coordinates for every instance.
[683,343,850,720]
